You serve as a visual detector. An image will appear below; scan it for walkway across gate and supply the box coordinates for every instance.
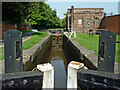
[1,30,120,89]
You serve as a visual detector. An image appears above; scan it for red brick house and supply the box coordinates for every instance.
[0,23,31,37]
[99,14,120,34]
[17,24,31,31]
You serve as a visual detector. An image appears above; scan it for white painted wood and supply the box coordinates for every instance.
[69,31,76,39]
[69,32,73,39]
[67,61,84,89]
[37,63,54,89]
[74,32,76,39]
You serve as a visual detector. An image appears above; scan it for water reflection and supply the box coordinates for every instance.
[48,43,67,88]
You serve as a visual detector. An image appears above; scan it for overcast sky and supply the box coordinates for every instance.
[46,1,120,19]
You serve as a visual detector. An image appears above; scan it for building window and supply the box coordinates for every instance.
[22,25,24,28]
[94,18,99,25]
[78,19,82,24]
[85,11,91,14]
[86,18,91,26]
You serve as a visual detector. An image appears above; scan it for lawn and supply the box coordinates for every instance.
[70,33,120,63]
[22,30,33,33]
[0,31,48,60]
[0,47,4,60]
[23,31,48,50]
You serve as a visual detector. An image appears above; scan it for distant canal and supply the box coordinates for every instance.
[48,36,67,88]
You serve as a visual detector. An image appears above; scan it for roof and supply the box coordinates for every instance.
[68,8,104,10]
[106,14,120,17]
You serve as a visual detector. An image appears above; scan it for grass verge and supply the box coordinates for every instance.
[23,32,48,50]
[69,32,120,63]
[0,31,48,60]
[22,30,33,33]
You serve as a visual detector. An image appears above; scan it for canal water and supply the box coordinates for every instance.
[48,38,67,88]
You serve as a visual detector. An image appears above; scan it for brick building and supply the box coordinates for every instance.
[17,24,31,31]
[0,23,31,37]
[99,14,120,34]
[68,6,104,33]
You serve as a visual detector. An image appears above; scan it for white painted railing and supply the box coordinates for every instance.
[69,31,76,39]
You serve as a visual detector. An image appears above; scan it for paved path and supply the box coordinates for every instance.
[0,60,4,74]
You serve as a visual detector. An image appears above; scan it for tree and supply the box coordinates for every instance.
[2,2,26,24]
[2,2,63,29]
[62,12,68,28]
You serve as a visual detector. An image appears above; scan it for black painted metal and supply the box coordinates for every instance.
[4,30,23,73]
[77,69,120,89]
[98,30,116,72]
[1,71,43,89]
[116,41,120,43]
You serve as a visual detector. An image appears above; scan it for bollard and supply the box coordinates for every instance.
[67,61,84,89]
[98,30,116,72]
[37,63,54,89]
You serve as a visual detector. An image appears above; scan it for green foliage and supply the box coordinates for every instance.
[2,2,26,24]
[2,2,62,29]
[25,2,62,29]
[62,12,68,28]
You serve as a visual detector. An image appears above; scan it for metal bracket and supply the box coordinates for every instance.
[4,30,23,73]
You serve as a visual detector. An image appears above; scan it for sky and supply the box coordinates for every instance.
[46,1,119,19]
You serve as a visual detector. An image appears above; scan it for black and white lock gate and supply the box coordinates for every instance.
[98,30,116,72]
[1,30,44,89]
[76,30,120,89]
[1,71,43,89]
[77,69,120,89]
[4,30,23,73]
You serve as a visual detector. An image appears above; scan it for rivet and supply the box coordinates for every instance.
[9,35,11,37]
[92,78,95,82]
[104,79,107,83]
[9,56,12,59]
[23,80,27,84]
[34,80,39,83]
[109,36,112,39]
[108,56,111,59]
[9,81,14,86]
